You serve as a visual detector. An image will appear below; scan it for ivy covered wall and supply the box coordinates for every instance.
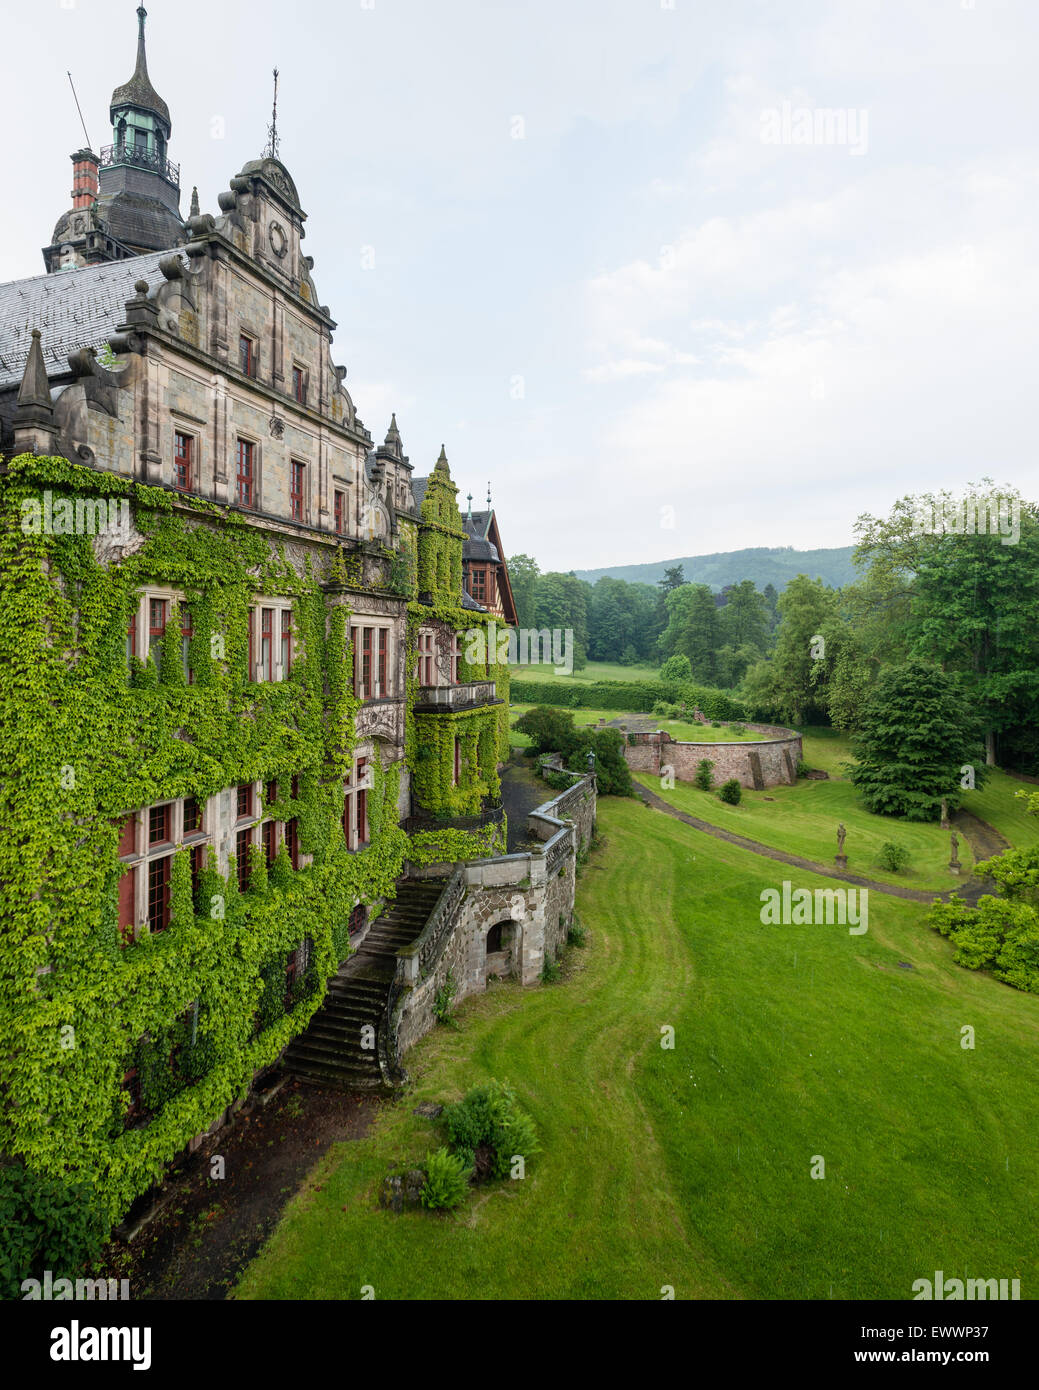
[0,452,409,1224]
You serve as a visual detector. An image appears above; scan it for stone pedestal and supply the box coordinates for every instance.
[835,854,848,870]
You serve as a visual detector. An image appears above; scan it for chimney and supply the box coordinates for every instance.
[70,148,100,209]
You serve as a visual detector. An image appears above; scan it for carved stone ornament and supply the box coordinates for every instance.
[268,220,288,258]
[269,414,285,439]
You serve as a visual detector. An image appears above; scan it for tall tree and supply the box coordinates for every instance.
[507,553,540,629]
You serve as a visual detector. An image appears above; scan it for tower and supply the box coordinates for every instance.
[43,6,185,272]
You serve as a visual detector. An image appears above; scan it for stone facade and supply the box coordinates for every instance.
[394,771,597,1058]
[624,723,803,790]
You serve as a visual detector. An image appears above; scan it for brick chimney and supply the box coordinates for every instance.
[70,148,100,209]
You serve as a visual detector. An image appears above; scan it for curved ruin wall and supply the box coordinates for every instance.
[623,724,803,790]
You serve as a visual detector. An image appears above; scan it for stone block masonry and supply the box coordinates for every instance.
[623,724,803,790]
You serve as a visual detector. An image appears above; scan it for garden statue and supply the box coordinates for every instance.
[835,822,847,867]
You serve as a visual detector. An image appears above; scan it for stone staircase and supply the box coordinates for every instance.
[282,877,444,1090]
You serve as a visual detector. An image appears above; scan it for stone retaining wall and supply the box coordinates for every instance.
[395,770,596,1057]
[624,724,802,790]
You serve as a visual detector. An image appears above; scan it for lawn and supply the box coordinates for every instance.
[236,798,1039,1300]
[510,704,766,748]
[962,769,1039,850]
[512,660,659,684]
[636,772,969,892]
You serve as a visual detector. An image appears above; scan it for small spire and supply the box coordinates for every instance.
[435,444,449,471]
[385,412,400,442]
[17,330,52,412]
[190,186,200,218]
[264,67,280,161]
[486,480,492,509]
[466,491,473,521]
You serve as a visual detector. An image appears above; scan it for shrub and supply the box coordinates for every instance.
[567,917,587,947]
[0,1166,108,1299]
[694,758,714,791]
[796,759,810,778]
[541,953,562,983]
[433,969,458,1023]
[442,1079,540,1179]
[420,1147,471,1210]
[718,778,742,805]
[877,842,910,873]
[711,720,721,728]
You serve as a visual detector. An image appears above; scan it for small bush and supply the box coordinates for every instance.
[711,720,721,728]
[796,759,810,778]
[0,1166,108,1299]
[567,917,587,947]
[694,758,714,791]
[878,842,910,873]
[541,953,562,983]
[420,1147,471,1210]
[443,1079,541,1179]
[718,778,742,805]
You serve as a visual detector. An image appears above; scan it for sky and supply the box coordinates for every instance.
[4,0,1038,571]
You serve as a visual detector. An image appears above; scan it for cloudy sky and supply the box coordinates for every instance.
[4,0,1038,571]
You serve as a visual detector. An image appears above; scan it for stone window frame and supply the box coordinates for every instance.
[117,793,213,943]
[248,596,294,684]
[235,433,261,511]
[342,751,373,852]
[289,457,308,523]
[127,585,193,681]
[172,425,198,494]
[351,618,395,700]
[291,362,308,406]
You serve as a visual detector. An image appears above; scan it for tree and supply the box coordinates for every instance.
[507,554,540,629]
[658,565,685,595]
[848,660,988,821]
[739,575,839,724]
[718,579,770,655]
[678,584,720,682]
[854,482,1039,769]
[659,653,693,683]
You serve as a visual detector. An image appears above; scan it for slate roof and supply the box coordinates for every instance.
[461,589,487,611]
[0,252,176,391]
[411,474,429,508]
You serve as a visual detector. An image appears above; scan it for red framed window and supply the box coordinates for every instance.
[292,366,306,404]
[377,629,387,696]
[334,490,344,534]
[236,440,254,507]
[361,627,372,700]
[239,334,255,377]
[148,855,171,933]
[265,779,278,807]
[118,814,136,857]
[183,796,201,835]
[351,627,358,695]
[181,607,194,683]
[356,786,367,845]
[471,567,486,601]
[419,631,434,686]
[453,736,461,786]
[260,608,274,682]
[280,610,292,677]
[127,609,137,663]
[149,598,168,675]
[189,843,205,913]
[290,775,300,799]
[290,461,304,521]
[348,903,367,936]
[237,783,253,820]
[262,818,277,866]
[118,864,137,945]
[285,817,299,870]
[236,827,252,891]
[174,432,193,491]
[149,803,171,846]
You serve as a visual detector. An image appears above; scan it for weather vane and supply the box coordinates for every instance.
[264,67,280,160]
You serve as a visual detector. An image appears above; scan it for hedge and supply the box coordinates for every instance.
[509,678,745,721]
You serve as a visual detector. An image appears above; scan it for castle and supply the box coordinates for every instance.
[0,8,594,1229]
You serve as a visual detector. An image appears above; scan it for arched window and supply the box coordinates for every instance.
[486,921,507,954]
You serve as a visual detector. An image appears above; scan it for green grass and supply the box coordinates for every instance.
[962,770,1039,850]
[513,660,659,684]
[510,704,766,748]
[636,772,968,891]
[236,799,1039,1300]
[797,727,855,778]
